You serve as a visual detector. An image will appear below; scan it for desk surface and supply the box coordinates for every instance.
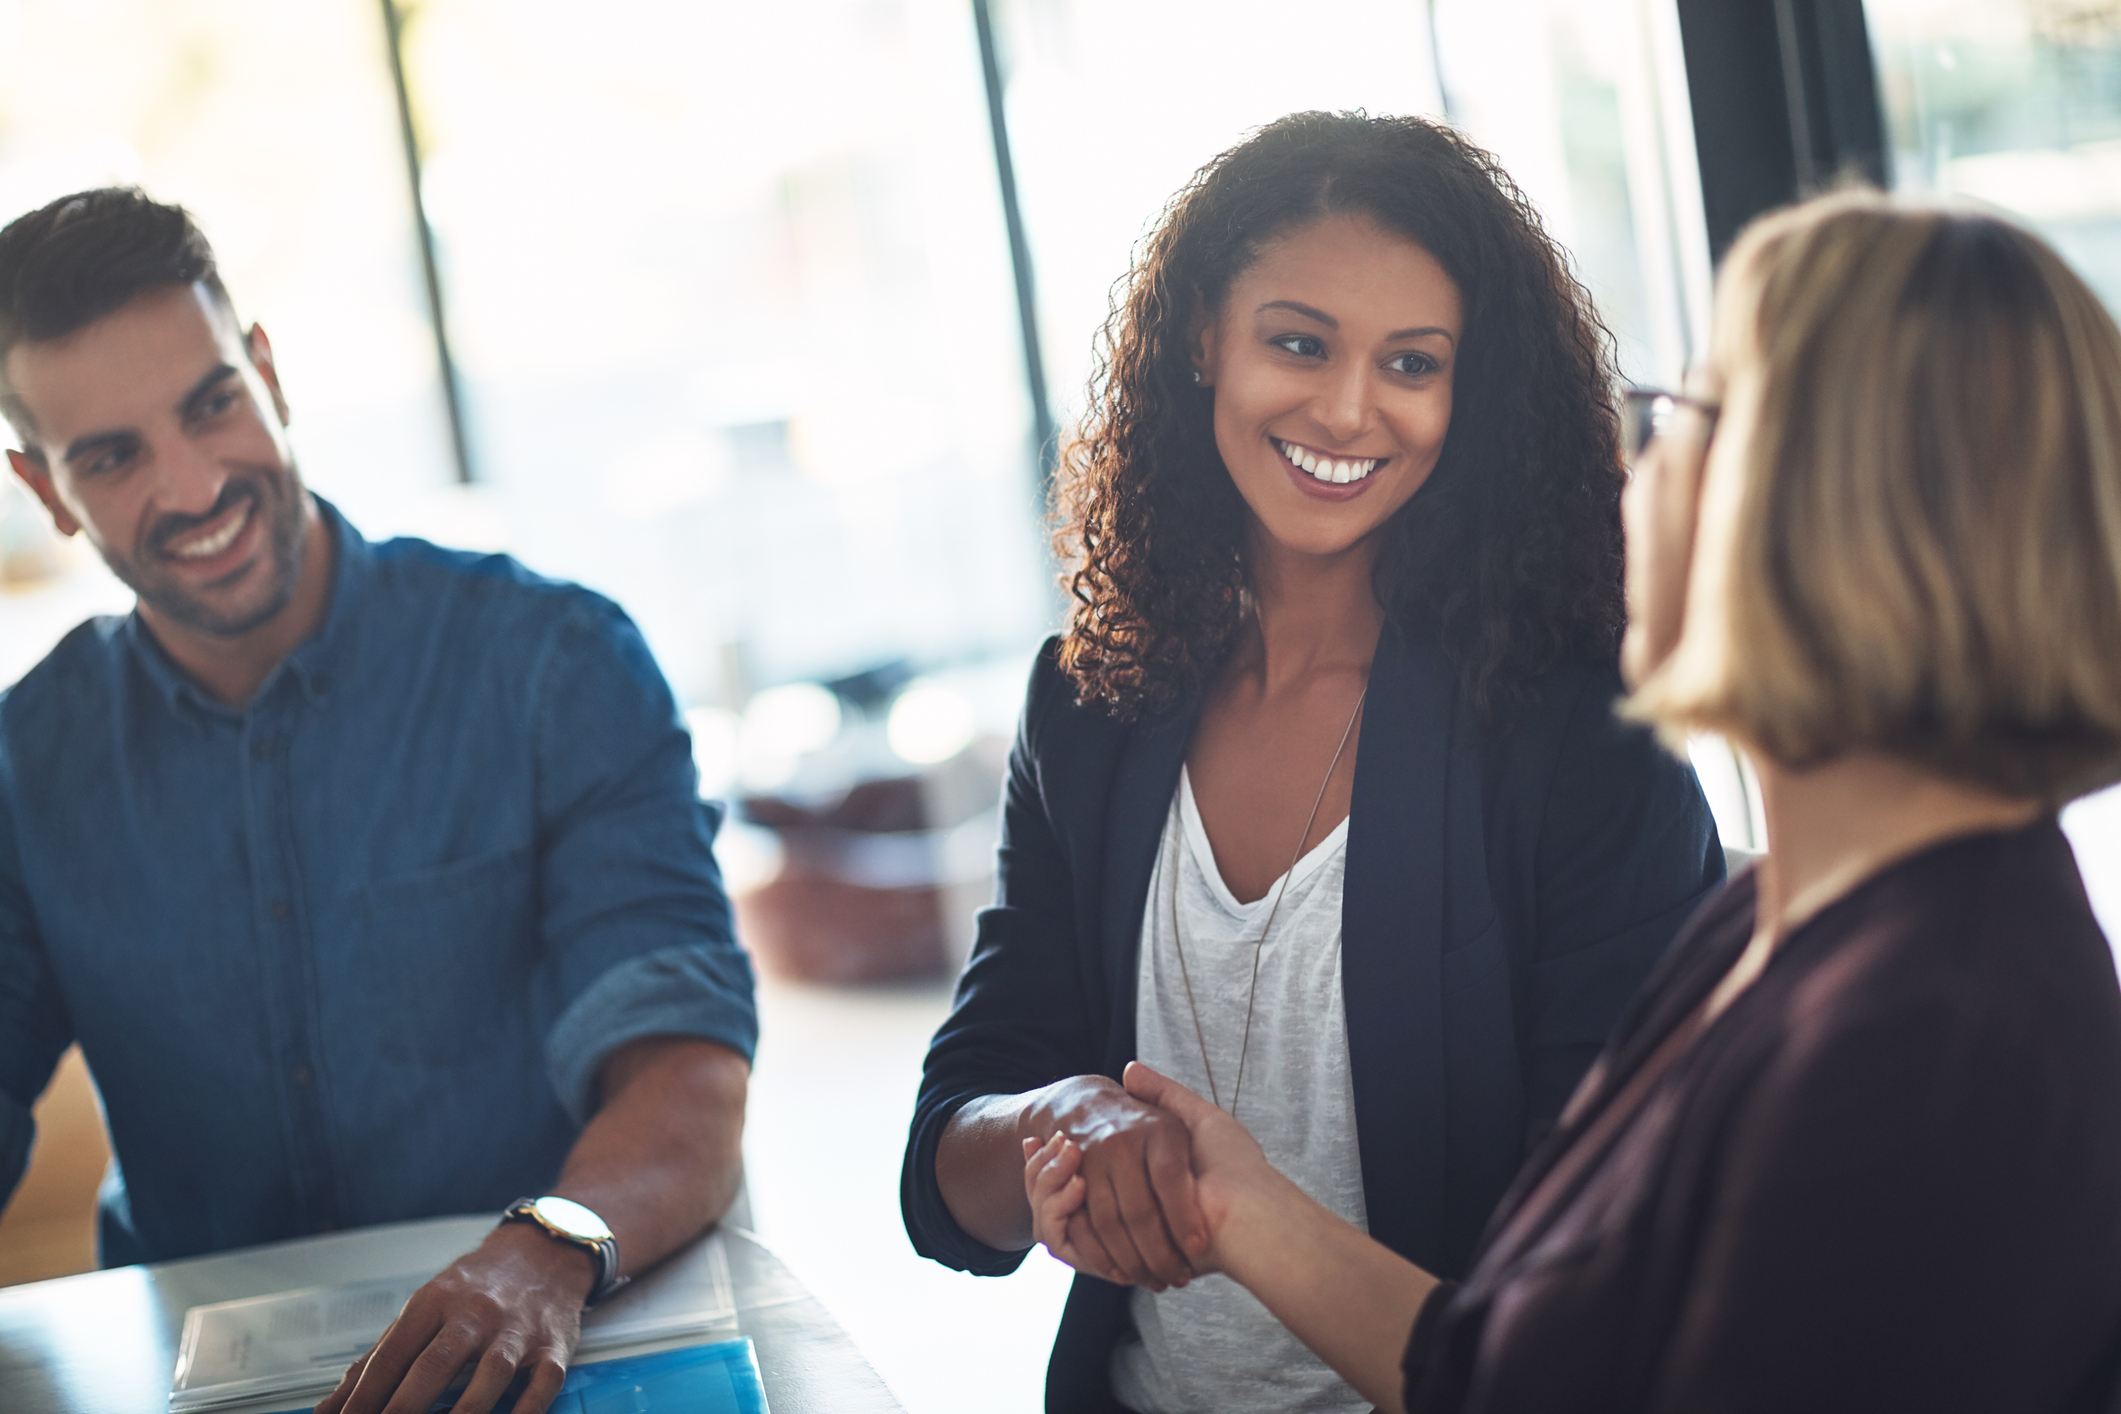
[0,1216,902,1413]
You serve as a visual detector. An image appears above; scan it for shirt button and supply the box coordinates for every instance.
[250,735,276,760]
[290,1063,314,1088]
[270,900,292,922]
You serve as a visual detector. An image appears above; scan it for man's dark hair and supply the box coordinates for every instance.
[0,186,232,442]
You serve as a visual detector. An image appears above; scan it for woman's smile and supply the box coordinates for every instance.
[1271,435,1389,500]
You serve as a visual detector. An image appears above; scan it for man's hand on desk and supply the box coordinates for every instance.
[312,1037,748,1414]
[314,1220,594,1414]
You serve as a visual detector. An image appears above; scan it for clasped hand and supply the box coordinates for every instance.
[1025,1062,1270,1287]
[314,1221,594,1414]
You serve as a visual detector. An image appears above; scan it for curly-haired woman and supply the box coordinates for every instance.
[1030,192,2121,1413]
[902,111,1723,1413]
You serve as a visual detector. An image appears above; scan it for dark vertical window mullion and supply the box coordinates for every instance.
[1677,0,1887,262]
[971,0,1059,495]
[379,0,476,486]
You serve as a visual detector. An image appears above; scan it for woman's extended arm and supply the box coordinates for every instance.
[905,644,1205,1292]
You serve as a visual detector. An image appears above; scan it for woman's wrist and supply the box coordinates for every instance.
[1211,1162,1440,1412]
[1212,1162,1313,1285]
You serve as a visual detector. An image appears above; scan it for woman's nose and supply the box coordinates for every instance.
[1314,365,1371,444]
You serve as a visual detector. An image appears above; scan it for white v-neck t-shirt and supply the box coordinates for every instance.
[1110,768,1370,1414]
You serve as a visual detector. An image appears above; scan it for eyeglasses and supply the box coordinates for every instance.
[1622,387,1721,463]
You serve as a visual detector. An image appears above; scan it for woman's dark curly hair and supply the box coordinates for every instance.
[1053,110,1627,722]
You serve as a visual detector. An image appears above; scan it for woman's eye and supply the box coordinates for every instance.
[1271,334,1325,358]
[1387,352,1439,377]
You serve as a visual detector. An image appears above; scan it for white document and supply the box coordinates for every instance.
[169,1233,739,1412]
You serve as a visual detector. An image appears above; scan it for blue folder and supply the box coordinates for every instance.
[282,1337,768,1413]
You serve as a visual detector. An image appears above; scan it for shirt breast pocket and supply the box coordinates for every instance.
[358,845,537,1067]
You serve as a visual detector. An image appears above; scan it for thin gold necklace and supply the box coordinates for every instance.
[1169,685,1367,1120]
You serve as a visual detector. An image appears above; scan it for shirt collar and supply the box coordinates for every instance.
[121,494,370,720]
[283,496,368,708]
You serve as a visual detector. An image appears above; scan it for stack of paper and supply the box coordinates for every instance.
[169,1238,739,1413]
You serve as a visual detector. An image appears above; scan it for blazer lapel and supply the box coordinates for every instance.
[1343,625,1455,1266]
[1097,700,1194,1071]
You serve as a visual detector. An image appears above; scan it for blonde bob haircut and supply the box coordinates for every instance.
[1626,190,2121,803]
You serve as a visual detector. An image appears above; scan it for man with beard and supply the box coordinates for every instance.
[0,188,756,1414]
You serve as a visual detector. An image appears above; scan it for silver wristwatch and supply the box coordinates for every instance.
[501,1195,627,1305]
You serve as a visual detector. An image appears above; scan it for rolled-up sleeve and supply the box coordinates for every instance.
[529,598,757,1124]
[0,733,70,1206]
[1521,670,1723,1142]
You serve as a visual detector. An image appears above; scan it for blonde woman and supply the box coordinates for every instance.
[1026,191,2121,1413]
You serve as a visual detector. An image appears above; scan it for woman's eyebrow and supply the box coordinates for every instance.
[1257,299,1336,326]
[1255,300,1456,347]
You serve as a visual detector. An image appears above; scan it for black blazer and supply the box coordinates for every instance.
[901,625,1724,1412]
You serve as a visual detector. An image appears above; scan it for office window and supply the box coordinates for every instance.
[1871,0,2121,306]
[399,0,1048,704]
[1433,0,1709,385]
[1868,0,2121,929]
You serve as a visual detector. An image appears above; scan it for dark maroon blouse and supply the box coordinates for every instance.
[1402,819,2121,1413]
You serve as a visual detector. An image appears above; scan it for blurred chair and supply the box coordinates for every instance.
[734,743,1004,984]
[0,1047,106,1285]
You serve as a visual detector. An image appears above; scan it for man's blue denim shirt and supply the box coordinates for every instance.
[0,500,756,1265]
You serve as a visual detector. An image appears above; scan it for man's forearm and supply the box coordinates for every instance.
[547,1036,751,1279]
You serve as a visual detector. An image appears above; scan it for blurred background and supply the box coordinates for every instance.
[0,1,2117,1409]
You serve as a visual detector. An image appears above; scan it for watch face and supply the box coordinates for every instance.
[529,1196,612,1243]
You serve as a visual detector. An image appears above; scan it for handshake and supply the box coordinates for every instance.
[1018,1062,1275,1291]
